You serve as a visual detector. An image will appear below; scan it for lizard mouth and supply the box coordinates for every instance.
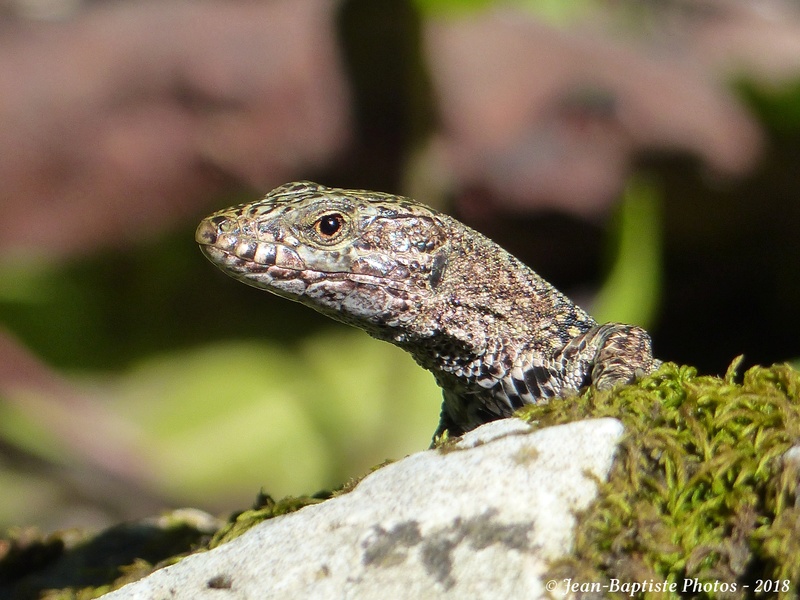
[196,219,287,268]
[197,217,314,273]
[198,239,422,325]
[196,223,416,296]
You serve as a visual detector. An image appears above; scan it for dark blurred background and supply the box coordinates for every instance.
[0,0,799,533]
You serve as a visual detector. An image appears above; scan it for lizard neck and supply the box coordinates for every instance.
[392,217,596,381]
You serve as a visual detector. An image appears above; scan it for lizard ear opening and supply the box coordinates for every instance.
[429,251,447,289]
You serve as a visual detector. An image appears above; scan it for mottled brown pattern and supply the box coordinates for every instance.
[197,182,659,438]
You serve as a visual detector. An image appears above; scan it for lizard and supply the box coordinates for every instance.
[196,181,659,439]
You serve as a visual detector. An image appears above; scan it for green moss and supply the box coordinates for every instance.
[207,490,330,549]
[520,360,800,598]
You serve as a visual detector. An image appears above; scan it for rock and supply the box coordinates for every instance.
[101,417,624,599]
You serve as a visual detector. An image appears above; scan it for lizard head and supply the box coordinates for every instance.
[196,181,451,338]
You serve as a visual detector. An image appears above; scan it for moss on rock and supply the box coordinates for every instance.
[519,360,800,598]
[207,490,330,549]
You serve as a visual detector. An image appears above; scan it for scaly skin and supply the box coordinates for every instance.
[196,181,659,438]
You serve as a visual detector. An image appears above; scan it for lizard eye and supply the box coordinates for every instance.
[315,213,345,238]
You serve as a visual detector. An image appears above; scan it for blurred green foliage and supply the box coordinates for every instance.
[592,178,662,328]
[740,79,800,133]
[111,334,439,500]
[0,225,439,530]
[414,0,595,23]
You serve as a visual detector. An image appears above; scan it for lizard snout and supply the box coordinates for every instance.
[195,219,220,246]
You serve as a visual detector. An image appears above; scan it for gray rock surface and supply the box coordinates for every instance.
[101,417,624,600]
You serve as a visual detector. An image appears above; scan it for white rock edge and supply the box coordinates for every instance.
[102,417,625,600]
